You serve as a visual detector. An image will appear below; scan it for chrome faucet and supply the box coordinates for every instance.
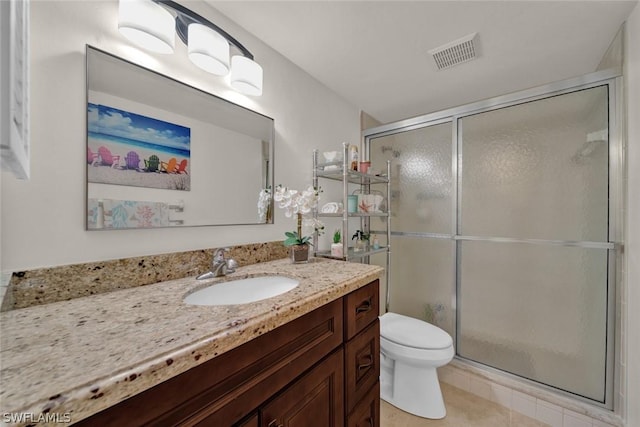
[212,247,238,276]
[196,247,238,280]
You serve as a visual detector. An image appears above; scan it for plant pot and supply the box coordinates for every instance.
[290,244,309,264]
[330,243,344,258]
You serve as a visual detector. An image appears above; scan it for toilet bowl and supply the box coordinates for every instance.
[379,312,454,419]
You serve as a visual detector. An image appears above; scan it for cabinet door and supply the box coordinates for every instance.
[345,320,380,414]
[261,349,344,427]
[347,382,380,427]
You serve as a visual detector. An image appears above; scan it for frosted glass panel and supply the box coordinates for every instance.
[370,235,389,316]
[460,86,609,242]
[370,123,452,234]
[367,80,613,406]
[388,236,454,336]
[457,240,608,402]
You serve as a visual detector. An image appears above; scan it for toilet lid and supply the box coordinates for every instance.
[380,312,453,350]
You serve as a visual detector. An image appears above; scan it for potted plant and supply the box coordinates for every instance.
[331,229,343,258]
[352,229,370,252]
[274,185,324,263]
[284,229,313,262]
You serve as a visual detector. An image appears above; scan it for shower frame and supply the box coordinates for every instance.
[363,68,624,410]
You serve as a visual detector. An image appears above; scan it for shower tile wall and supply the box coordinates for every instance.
[438,364,620,427]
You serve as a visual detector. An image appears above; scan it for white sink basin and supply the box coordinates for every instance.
[184,276,299,306]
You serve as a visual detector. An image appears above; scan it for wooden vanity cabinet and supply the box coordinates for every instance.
[343,280,380,426]
[75,280,380,427]
[347,382,380,427]
[236,414,259,427]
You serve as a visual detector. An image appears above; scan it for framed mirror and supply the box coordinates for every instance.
[86,46,274,230]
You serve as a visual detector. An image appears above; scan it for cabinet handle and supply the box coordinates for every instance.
[367,416,374,426]
[267,420,283,427]
[357,354,373,371]
[355,298,372,314]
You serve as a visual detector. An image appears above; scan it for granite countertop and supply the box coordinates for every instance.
[0,258,383,426]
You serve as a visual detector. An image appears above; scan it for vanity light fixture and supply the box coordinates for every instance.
[230,56,263,96]
[117,0,263,96]
[118,0,175,54]
[188,23,230,76]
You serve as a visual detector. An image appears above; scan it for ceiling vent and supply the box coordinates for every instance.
[428,33,478,70]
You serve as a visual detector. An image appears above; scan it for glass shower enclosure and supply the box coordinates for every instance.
[365,70,622,408]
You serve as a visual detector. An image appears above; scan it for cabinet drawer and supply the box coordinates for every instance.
[347,381,380,427]
[344,280,379,340]
[345,320,380,414]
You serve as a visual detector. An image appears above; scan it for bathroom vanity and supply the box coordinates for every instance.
[77,280,379,426]
[0,258,382,426]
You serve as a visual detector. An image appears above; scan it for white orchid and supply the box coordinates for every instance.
[274,185,321,218]
[273,184,324,246]
[303,217,325,235]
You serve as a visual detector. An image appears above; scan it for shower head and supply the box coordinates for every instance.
[578,140,603,157]
[586,129,608,144]
[381,146,401,158]
[573,129,608,161]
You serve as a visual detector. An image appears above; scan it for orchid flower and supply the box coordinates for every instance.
[273,184,324,246]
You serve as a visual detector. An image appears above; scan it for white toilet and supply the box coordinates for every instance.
[379,312,454,419]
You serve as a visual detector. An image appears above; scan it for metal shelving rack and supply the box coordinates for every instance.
[312,142,391,286]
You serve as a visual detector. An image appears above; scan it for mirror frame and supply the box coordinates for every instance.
[85,45,274,230]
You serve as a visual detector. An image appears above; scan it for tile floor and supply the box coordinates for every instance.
[381,382,549,427]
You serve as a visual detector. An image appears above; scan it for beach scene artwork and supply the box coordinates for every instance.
[88,103,191,191]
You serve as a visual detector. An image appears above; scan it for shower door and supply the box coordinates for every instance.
[366,75,618,408]
[457,85,612,403]
[369,121,456,337]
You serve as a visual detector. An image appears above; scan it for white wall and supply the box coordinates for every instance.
[624,3,640,426]
[0,0,360,271]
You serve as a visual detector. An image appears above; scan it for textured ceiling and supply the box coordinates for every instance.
[208,1,637,124]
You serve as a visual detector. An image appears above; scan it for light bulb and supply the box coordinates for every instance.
[230,56,263,96]
[188,24,230,76]
[118,0,175,54]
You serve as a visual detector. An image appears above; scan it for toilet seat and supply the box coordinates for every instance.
[381,335,454,366]
[380,312,452,350]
